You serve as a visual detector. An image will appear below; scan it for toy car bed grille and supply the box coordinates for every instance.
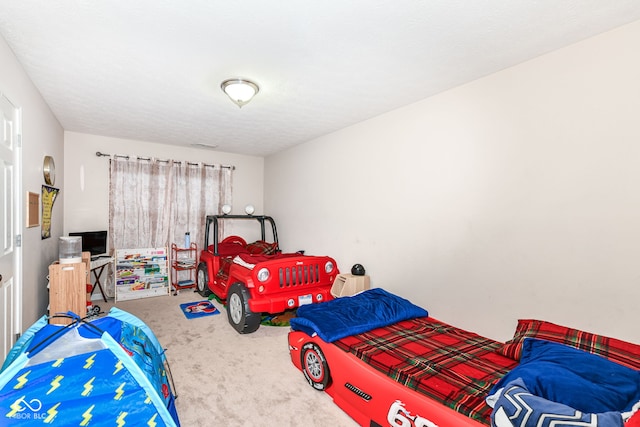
[279,264,321,287]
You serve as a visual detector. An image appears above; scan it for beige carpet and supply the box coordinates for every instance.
[100,291,358,426]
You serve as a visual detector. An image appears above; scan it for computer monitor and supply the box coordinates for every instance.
[68,230,108,256]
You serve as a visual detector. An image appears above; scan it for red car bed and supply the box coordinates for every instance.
[288,288,640,427]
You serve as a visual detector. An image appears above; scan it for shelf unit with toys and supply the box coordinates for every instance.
[171,243,198,295]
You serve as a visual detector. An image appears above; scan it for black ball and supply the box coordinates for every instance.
[351,264,365,276]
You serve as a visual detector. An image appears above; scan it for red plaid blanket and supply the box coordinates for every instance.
[334,317,517,425]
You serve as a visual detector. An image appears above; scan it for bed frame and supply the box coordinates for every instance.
[289,328,489,426]
[288,289,640,427]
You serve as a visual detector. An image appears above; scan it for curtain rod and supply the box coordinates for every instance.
[95,151,235,170]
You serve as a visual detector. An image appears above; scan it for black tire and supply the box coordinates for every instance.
[301,342,331,390]
[196,263,212,297]
[226,283,261,334]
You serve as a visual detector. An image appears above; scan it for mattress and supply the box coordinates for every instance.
[333,317,518,424]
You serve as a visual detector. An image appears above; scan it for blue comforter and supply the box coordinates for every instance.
[487,339,640,427]
[290,288,428,342]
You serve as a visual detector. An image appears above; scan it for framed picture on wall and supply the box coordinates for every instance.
[26,191,39,228]
[41,185,59,239]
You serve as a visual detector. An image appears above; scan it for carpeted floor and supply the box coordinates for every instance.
[99,291,357,426]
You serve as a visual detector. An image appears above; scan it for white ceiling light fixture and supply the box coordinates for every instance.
[221,78,259,108]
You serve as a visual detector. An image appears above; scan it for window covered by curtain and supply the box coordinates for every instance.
[171,161,232,250]
[108,156,232,256]
[109,158,172,250]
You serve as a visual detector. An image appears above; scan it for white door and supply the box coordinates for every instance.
[0,93,22,363]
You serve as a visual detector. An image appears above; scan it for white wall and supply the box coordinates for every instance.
[63,132,265,246]
[0,35,65,328]
[265,20,640,343]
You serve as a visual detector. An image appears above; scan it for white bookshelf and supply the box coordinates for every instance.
[115,247,170,302]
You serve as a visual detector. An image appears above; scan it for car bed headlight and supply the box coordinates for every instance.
[257,267,270,282]
[324,261,334,274]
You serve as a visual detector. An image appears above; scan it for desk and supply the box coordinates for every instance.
[90,257,113,302]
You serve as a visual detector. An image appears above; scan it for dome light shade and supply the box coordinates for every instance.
[221,78,259,108]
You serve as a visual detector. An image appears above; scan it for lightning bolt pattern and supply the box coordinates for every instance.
[0,314,178,426]
[147,413,158,427]
[84,353,96,369]
[82,377,96,396]
[44,402,61,424]
[47,375,64,395]
[6,396,26,417]
[116,411,128,427]
[14,371,30,389]
[80,404,95,426]
[114,383,126,400]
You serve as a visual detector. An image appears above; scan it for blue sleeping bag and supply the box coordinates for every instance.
[290,288,428,342]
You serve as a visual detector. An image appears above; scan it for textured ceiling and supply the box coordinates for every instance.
[1,1,640,157]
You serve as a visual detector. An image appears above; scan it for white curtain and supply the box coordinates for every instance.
[108,157,232,291]
[109,157,174,249]
[170,161,232,250]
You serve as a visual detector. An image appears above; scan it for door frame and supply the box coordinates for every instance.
[0,92,23,362]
